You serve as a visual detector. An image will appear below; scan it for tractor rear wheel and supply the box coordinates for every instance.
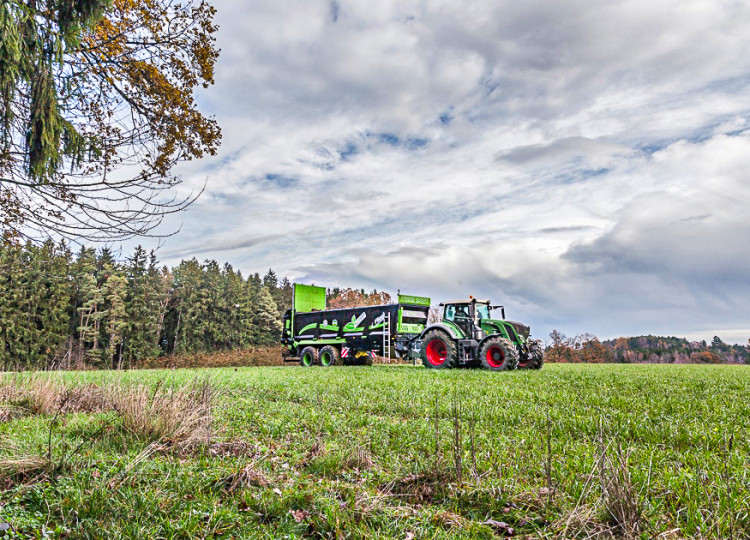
[519,339,544,369]
[300,346,317,367]
[420,330,457,369]
[479,337,519,371]
[319,345,340,367]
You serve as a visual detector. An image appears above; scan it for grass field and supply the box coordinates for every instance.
[1,364,749,539]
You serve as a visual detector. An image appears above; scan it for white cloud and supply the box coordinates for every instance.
[134,0,750,343]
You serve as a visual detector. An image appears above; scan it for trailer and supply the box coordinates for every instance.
[281,284,430,366]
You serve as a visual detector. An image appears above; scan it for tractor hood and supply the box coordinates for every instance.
[483,319,530,340]
[506,320,530,339]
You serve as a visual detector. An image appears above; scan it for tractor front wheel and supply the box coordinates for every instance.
[420,330,457,369]
[319,345,340,367]
[300,346,318,367]
[479,337,519,371]
[519,339,544,369]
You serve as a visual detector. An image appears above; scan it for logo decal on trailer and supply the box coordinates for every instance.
[341,347,350,358]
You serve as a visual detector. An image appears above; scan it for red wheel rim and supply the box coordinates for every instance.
[425,339,447,366]
[486,345,505,368]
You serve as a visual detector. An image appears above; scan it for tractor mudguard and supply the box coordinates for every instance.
[420,322,464,341]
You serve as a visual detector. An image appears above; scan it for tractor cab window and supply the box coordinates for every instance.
[476,304,490,320]
[444,304,471,321]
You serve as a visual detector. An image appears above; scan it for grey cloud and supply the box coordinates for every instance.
[126,1,750,344]
[538,226,596,234]
[161,234,282,259]
[497,137,628,165]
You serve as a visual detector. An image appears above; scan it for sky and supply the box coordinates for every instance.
[137,0,750,344]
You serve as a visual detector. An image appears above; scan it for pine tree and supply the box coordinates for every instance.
[123,246,164,363]
[262,269,278,290]
[253,286,282,345]
[77,273,106,366]
[276,277,293,315]
[104,274,128,369]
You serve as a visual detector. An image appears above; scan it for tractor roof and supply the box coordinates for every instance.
[439,298,491,305]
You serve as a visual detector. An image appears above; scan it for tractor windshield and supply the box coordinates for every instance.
[444,304,470,321]
[476,304,490,320]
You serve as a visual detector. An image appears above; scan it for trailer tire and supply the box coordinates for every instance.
[319,346,340,367]
[300,346,317,367]
[479,337,519,371]
[420,330,457,369]
[519,339,544,370]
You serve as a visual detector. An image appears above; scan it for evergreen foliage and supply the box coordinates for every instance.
[0,0,221,242]
[0,242,290,370]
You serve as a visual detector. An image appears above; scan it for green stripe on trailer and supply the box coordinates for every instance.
[398,293,430,306]
[295,338,347,347]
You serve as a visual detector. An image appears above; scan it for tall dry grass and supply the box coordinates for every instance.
[1,374,218,485]
[107,379,215,449]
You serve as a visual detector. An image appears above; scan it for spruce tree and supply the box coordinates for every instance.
[104,274,127,368]
[253,286,282,345]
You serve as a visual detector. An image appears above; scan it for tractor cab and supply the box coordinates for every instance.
[441,298,505,341]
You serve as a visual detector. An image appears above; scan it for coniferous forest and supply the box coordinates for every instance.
[0,241,290,371]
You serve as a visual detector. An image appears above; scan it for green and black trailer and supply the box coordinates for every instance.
[281,284,431,366]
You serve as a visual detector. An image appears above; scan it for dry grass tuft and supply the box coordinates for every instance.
[381,469,453,505]
[1,376,217,451]
[558,422,643,539]
[557,504,618,539]
[0,454,51,488]
[0,376,106,419]
[107,379,215,449]
[341,445,374,471]
[208,439,256,458]
[597,438,642,539]
[218,462,270,493]
[0,405,22,422]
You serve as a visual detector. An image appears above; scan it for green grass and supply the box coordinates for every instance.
[1,364,749,538]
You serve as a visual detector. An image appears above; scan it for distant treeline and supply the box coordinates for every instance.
[0,241,288,370]
[0,242,394,371]
[546,331,750,364]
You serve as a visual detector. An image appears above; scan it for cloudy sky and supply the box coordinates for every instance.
[142,0,750,343]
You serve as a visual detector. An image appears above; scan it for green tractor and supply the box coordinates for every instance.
[419,298,543,371]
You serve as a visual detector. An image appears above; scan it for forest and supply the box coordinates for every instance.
[545,331,750,364]
[0,241,392,371]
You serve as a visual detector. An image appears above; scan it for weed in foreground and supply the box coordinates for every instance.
[106,378,215,449]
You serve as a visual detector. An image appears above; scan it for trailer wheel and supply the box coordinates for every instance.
[519,339,544,370]
[300,346,317,367]
[420,330,457,369]
[479,337,519,371]
[319,346,340,367]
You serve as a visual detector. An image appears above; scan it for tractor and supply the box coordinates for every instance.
[419,297,544,371]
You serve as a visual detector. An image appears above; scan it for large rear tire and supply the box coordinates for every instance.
[300,346,317,367]
[519,339,544,369]
[420,330,457,369]
[479,337,519,371]
[319,345,340,367]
